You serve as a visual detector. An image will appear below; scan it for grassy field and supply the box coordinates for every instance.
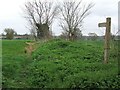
[2,39,119,88]
[2,40,33,87]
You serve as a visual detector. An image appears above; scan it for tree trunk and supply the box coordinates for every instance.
[36,23,50,39]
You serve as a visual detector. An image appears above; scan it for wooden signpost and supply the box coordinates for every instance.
[98,17,111,64]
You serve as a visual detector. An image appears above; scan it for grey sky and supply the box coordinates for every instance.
[118,1,120,35]
[0,0,119,36]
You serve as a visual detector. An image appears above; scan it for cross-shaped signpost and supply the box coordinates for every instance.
[98,17,111,64]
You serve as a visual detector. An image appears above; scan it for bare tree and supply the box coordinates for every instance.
[23,0,59,40]
[59,0,94,41]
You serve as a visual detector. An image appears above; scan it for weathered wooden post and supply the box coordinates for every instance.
[98,17,111,64]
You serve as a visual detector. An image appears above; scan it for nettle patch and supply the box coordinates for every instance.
[32,39,103,62]
[28,39,119,88]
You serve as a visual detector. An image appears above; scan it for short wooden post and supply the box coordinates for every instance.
[98,17,111,64]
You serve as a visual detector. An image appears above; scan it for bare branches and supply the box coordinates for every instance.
[23,0,94,41]
[23,0,59,40]
[59,0,94,41]
[24,0,59,26]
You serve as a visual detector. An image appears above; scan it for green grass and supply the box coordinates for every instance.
[2,39,119,88]
[2,40,33,87]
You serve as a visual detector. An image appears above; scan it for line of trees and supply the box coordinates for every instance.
[23,0,94,41]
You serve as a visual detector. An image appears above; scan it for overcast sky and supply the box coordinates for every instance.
[0,0,119,36]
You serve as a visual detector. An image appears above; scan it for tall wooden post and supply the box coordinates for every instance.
[98,17,111,64]
[104,18,111,64]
